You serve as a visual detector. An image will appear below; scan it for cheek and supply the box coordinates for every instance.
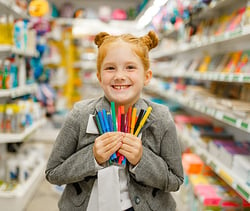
[100,74,111,85]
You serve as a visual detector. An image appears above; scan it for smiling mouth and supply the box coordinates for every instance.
[112,85,130,90]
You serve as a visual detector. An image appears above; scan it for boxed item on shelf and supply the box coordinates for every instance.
[189,171,250,210]
[182,153,204,175]
[191,124,233,149]
[232,155,250,185]
[208,139,234,157]
[222,51,242,73]
[218,141,250,168]
[235,50,250,73]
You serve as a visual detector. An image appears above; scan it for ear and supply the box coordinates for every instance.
[144,69,152,86]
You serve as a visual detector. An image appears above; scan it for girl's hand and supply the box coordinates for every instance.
[93,132,123,165]
[118,133,143,166]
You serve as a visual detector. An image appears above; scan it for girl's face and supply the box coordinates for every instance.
[97,41,152,109]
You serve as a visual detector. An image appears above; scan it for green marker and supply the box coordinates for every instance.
[111,102,117,131]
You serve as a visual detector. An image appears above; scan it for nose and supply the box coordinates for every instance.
[114,68,126,80]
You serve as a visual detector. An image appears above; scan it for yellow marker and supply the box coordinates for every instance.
[130,107,137,134]
[134,106,152,137]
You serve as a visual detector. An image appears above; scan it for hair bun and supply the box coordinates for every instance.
[140,30,159,51]
[94,32,110,48]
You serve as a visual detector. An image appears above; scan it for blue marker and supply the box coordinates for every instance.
[98,111,106,133]
[102,109,110,132]
[107,112,113,131]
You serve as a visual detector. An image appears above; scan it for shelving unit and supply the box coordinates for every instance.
[144,85,250,133]
[151,25,250,59]
[0,0,28,19]
[0,160,46,211]
[147,0,250,205]
[0,118,46,143]
[179,130,250,202]
[153,70,250,83]
[0,2,47,211]
[0,84,38,99]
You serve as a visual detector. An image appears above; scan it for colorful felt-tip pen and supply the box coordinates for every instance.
[126,106,132,133]
[98,111,106,133]
[120,106,125,132]
[94,114,103,134]
[134,109,145,133]
[134,106,152,136]
[111,102,117,131]
[130,107,137,134]
[102,109,110,132]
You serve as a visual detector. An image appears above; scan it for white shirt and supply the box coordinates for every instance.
[92,159,133,211]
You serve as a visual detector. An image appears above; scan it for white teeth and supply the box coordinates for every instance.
[113,85,128,89]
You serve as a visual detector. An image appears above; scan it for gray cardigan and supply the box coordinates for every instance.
[45,97,184,211]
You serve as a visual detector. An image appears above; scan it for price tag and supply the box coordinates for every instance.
[208,73,213,80]
[194,102,200,110]
[219,170,233,185]
[215,111,223,120]
[207,108,215,116]
[236,119,242,128]
[219,74,225,81]
[238,74,243,82]
[243,75,250,83]
[228,74,234,81]
[236,185,249,200]
[212,73,219,80]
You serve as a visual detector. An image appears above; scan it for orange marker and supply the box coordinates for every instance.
[130,107,137,134]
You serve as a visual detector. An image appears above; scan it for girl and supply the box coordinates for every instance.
[45,30,183,211]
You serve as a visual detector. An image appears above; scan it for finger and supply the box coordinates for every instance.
[119,142,134,153]
[97,132,123,144]
[104,136,123,152]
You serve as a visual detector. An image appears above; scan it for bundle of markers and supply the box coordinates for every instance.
[93,102,152,166]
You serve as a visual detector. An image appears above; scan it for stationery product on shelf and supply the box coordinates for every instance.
[235,50,250,73]
[222,51,242,73]
[214,53,231,72]
[232,155,250,185]
[149,0,250,205]
[207,54,224,72]
[198,55,211,73]
[243,0,250,26]
[182,153,204,175]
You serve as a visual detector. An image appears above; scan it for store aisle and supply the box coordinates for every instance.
[25,141,60,211]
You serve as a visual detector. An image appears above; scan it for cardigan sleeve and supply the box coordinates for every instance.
[45,105,97,185]
[129,108,184,192]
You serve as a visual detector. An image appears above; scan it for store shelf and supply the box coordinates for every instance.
[144,86,250,133]
[154,71,250,83]
[180,130,250,202]
[186,100,250,133]
[0,159,46,211]
[12,47,39,58]
[0,118,47,143]
[0,45,39,58]
[151,26,250,59]
[192,0,238,20]
[0,84,38,98]
[0,0,29,19]
[74,60,96,71]
[0,45,12,58]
